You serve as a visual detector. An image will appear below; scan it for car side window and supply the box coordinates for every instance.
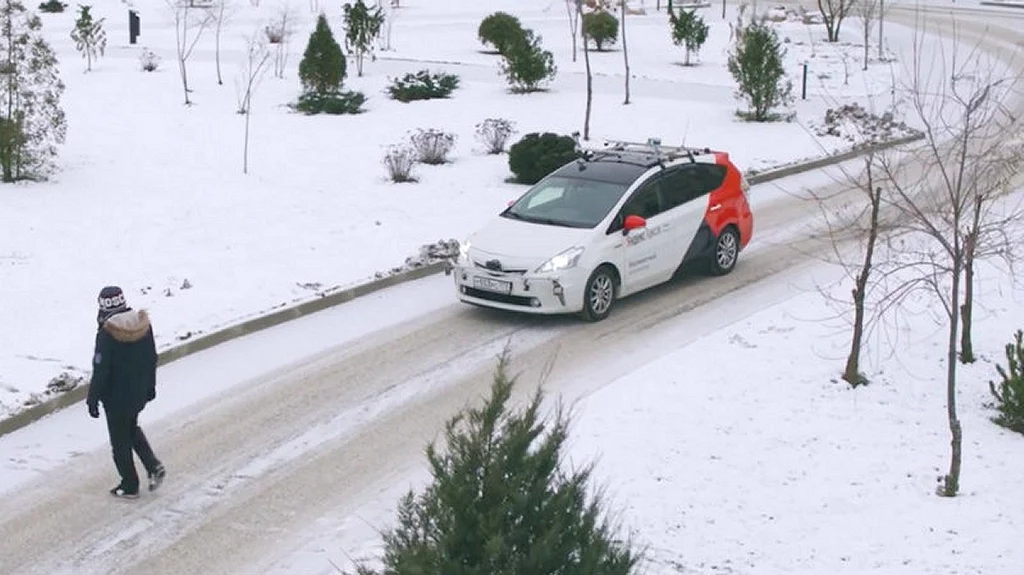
[699,164,727,193]
[660,166,703,209]
[606,178,664,233]
[660,164,729,210]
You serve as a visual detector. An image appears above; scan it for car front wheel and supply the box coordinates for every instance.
[579,265,617,322]
[709,226,740,276]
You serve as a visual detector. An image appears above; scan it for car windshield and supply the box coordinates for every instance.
[501,176,629,229]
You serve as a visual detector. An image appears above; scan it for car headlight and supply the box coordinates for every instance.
[535,246,585,274]
[457,240,471,264]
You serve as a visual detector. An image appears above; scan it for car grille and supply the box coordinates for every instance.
[463,287,534,307]
[472,260,528,275]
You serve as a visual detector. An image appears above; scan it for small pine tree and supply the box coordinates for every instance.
[70,4,105,72]
[499,29,556,93]
[0,0,66,182]
[349,351,642,575]
[582,10,618,51]
[727,20,792,122]
[342,0,384,77]
[989,330,1024,434]
[668,8,708,66]
[298,13,346,96]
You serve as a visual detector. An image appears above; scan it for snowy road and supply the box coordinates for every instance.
[1,6,1022,575]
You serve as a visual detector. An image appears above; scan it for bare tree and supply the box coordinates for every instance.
[817,0,857,42]
[874,28,1023,497]
[375,0,396,52]
[213,0,239,85]
[237,30,271,174]
[169,0,215,105]
[565,0,581,62]
[857,0,878,71]
[621,0,630,104]
[265,2,295,79]
[811,158,888,387]
[798,110,906,388]
[577,0,594,139]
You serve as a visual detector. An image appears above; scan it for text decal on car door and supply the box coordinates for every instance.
[624,222,667,247]
[628,253,657,269]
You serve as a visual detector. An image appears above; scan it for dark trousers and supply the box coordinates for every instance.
[104,408,161,492]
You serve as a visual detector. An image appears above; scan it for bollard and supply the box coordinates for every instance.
[129,10,140,45]
[801,63,808,100]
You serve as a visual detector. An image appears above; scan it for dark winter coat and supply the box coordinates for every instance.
[87,309,158,415]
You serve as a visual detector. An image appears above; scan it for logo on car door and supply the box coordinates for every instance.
[624,222,666,247]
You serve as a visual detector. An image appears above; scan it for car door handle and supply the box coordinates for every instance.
[709,203,722,212]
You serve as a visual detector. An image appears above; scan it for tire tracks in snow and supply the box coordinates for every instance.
[0,7,1021,575]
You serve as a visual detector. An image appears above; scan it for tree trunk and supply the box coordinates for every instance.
[878,0,885,60]
[579,2,593,140]
[243,104,252,174]
[862,21,869,71]
[215,9,224,85]
[843,180,881,387]
[179,58,191,105]
[959,196,981,364]
[567,0,578,63]
[621,0,630,104]
[939,259,964,497]
[959,256,975,364]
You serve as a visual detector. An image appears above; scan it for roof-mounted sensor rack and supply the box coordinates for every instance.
[573,134,717,168]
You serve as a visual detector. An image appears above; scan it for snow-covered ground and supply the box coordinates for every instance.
[261,256,1024,575]
[0,0,935,420]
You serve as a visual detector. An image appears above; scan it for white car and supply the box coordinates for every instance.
[451,139,755,321]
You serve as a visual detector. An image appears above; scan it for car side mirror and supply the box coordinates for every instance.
[623,214,646,235]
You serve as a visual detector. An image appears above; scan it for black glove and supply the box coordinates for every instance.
[88,402,100,419]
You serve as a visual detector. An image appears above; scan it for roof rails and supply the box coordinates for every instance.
[572,133,716,167]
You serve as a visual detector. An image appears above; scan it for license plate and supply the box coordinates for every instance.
[473,276,512,294]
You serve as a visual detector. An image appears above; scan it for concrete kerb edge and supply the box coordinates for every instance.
[746,132,926,186]
[979,1,1024,8]
[0,261,448,438]
[0,134,925,438]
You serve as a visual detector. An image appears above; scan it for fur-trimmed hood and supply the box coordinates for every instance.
[102,309,152,343]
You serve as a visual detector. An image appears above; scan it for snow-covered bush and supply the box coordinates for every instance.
[475,117,517,154]
[37,0,66,13]
[410,128,456,165]
[139,47,161,72]
[382,144,418,182]
[499,29,556,93]
[582,10,618,51]
[387,70,460,102]
[477,11,525,55]
[508,132,580,184]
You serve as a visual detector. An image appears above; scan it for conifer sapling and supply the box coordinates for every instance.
[70,4,106,72]
[342,0,384,77]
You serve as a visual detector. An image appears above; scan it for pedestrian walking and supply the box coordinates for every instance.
[86,286,166,499]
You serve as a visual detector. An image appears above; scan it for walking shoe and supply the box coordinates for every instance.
[110,486,140,500]
[148,464,166,492]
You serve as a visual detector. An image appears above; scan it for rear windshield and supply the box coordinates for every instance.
[501,176,629,229]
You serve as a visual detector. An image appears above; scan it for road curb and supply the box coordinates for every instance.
[0,262,447,438]
[0,133,925,438]
[745,132,925,185]
[979,1,1024,8]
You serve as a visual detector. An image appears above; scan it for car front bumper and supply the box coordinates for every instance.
[450,263,587,315]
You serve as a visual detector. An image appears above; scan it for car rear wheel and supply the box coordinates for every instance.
[709,226,740,276]
[579,265,617,322]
